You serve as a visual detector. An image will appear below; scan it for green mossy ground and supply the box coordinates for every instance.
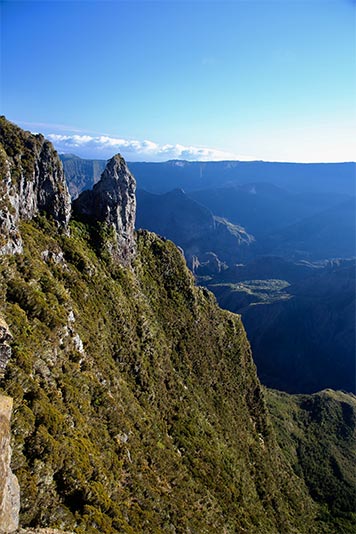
[0,116,46,183]
[0,217,353,533]
[267,389,356,534]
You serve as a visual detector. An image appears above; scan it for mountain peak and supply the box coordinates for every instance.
[73,153,136,265]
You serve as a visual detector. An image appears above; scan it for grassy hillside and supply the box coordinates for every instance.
[268,389,356,533]
[0,216,320,533]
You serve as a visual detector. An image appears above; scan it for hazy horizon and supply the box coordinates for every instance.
[58,150,356,165]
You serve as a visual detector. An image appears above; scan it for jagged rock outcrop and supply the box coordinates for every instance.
[192,251,227,275]
[73,154,136,265]
[0,117,71,255]
[0,319,12,377]
[0,396,20,534]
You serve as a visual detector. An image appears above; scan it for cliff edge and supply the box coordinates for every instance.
[0,117,71,255]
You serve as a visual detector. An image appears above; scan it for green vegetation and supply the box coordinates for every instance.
[268,389,356,533]
[1,117,354,533]
[0,214,354,533]
[0,215,320,533]
[0,115,45,183]
[204,279,292,315]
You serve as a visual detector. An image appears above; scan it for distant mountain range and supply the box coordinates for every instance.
[60,155,355,197]
[190,186,355,260]
[126,159,355,196]
[136,188,254,269]
[61,155,356,261]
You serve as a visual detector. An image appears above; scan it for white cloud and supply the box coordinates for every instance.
[47,133,253,162]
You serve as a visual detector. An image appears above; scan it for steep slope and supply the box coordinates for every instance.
[0,219,317,534]
[268,389,356,534]
[136,188,254,269]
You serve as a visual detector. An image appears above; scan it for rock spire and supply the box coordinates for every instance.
[73,154,136,265]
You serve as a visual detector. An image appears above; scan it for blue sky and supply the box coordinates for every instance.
[1,0,355,162]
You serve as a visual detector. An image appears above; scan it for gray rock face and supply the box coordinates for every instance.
[0,117,71,255]
[0,396,20,534]
[73,154,136,265]
[0,319,12,377]
[0,157,23,255]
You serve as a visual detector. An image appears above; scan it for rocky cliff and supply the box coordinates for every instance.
[0,320,12,378]
[73,154,136,265]
[0,395,19,534]
[59,154,106,200]
[0,117,71,255]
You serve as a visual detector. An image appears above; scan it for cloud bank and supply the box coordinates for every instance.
[47,133,251,162]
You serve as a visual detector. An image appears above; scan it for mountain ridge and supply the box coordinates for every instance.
[60,154,356,196]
